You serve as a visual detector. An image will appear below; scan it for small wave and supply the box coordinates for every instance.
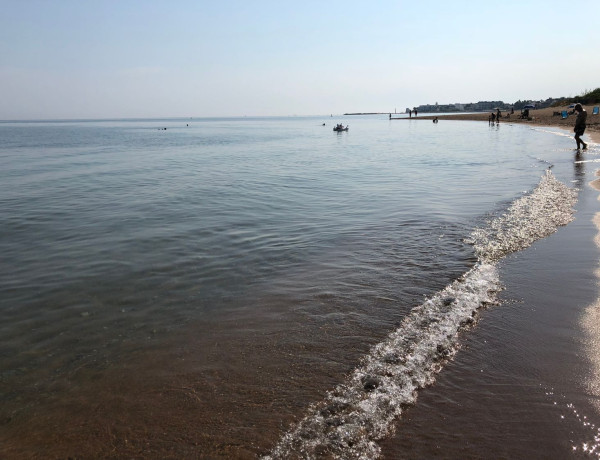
[265,263,500,459]
[265,171,577,459]
[467,170,577,262]
[531,127,575,140]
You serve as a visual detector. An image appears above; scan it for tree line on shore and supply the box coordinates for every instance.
[550,88,600,107]
[514,88,599,110]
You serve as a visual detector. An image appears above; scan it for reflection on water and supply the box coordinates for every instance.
[543,387,600,457]
[582,176,600,423]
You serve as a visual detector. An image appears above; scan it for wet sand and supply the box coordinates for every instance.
[381,154,600,457]
[403,106,600,143]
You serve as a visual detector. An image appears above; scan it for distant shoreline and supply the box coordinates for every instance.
[391,106,600,143]
[344,112,391,115]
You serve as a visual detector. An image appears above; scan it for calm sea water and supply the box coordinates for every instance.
[0,116,597,458]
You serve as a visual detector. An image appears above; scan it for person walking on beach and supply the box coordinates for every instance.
[574,103,588,150]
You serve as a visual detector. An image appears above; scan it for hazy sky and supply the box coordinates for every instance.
[1,0,598,119]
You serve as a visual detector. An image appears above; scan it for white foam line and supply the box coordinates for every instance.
[265,264,499,460]
[530,127,574,139]
[468,171,577,262]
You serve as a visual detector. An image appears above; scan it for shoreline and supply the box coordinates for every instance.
[394,106,600,143]
[381,141,600,457]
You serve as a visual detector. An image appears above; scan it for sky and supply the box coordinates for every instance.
[1,0,598,119]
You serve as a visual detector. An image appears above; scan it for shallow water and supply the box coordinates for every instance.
[1,116,598,458]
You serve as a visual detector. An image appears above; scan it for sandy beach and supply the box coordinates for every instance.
[401,106,600,143]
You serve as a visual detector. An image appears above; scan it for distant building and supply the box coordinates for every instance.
[415,103,466,113]
[470,101,506,111]
[408,96,564,113]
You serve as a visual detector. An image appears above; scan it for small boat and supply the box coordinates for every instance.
[333,124,349,132]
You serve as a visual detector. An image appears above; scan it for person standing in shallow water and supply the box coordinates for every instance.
[574,103,588,150]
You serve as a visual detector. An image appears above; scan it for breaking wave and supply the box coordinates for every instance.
[264,171,577,459]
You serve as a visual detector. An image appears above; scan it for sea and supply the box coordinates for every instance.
[1,115,600,458]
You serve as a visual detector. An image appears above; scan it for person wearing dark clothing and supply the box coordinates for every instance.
[574,103,588,150]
